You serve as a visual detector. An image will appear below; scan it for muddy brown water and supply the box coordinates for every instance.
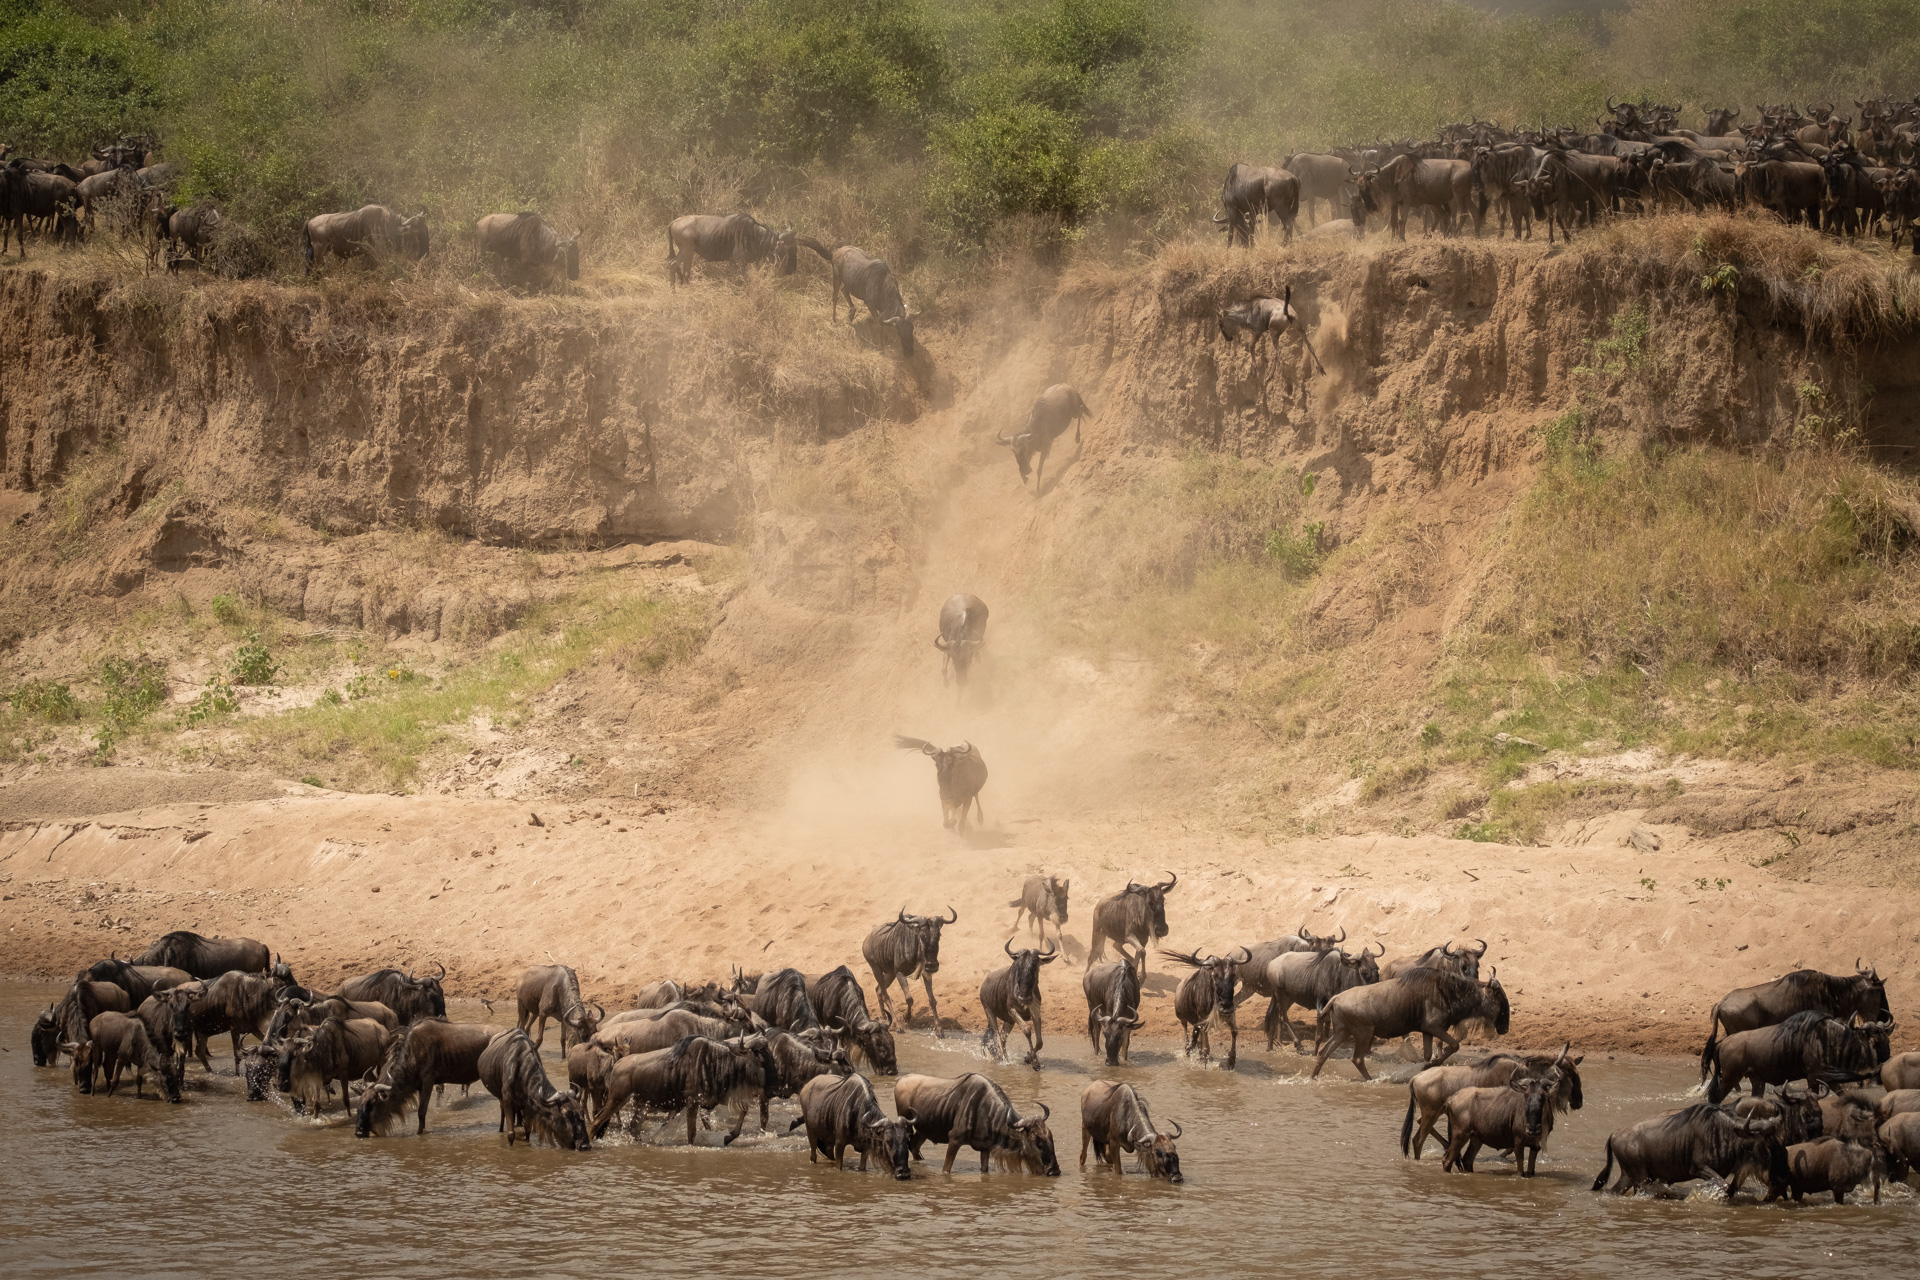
[6,985,1916,1278]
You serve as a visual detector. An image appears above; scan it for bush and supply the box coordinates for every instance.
[99,655,168,727]
[185,675,238,726]
[5,677,80,722]
[229,632,281,686]
[209,594,243,625]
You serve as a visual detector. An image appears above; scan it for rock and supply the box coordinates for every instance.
[1629,826,1662,853]
[1492,732,1540,750]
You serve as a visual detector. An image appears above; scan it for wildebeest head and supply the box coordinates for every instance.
[1009,1102,1061,1176]
[1513,1068,1558,1144]
[240,1044,278,1102]
[1850,1018,1896,1071]
[1047,878,1069,923]
[552,1085,593,1150]
[411,962,448,1017]
[1347,942,1384,985]
[1098,1008,1145,1064]
[1482,968,1512,1036]
[1706,106,1741,136]
[270,953,298,991]
[1142,1117,1183,1182]
[883,308,917,357]
[398,213,429,261]
[1126,873,1178,940]
[1005,936,1060,1006]
[31,1004,59,1066]
[905,904,957,974]
[563,1000,607,1044]
[66,1040,96,1092]
[868,1108,917,1180]
[561,234,580,281]
[897,737,976,815]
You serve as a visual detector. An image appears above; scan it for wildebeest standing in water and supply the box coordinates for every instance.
[1163,948,1252,1069]
[1083,946,1145,1066]
[131,929,270,979]
[478,1028,592,1149]
[980,937,1058,1067]
[862,906,957,1037]
[934,593,988,695]
[1217,286,1327,377]
[338,962,447,1024]
[894,735,987,833]
[1441,1052,1581,1177]
[1262,944,1382,1053]
[1699,964,1892,1078]
[1237,924,1340,1017]
[1591,1104,1787,1197]
[1215,161,1300,246]
[1311,966,1511,1080]
[1088,873,1177,966]
[476,212,579,283]
[793,1071,916,1178]
[807,965,898,1075]
[514,963,603,1053]
[1703,1010,1891,1103]
[357,1018,509,1137]
[893,1072,1059,1174]
[303,204,428,274]
[1079,1080,1182,1181]
[1401,1045,1584,1160]
[665,212,797,285]
[1009,875,1069,947]
[997,384,1089,497]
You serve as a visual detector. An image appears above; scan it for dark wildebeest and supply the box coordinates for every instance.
[1472,143,1545,238]
[1361,153,1476,240]
[477,1028,591,1149]
[83,958,192,1007]
[1728,1086,1827,1185]
[1079,1081,1182,1181]
[1088,873,1177,966]
[760,1028,853,1128]
[996,383,1089,497]
[894,1073,1059,1174]
[1237,924,1340,1015]
[1283,152,1359,226]
[1700,965,1892,1078]
[935,593,989,693]
[804,242,917,355]
[1704,106,1742,137]
[1312,966,1511,1080]
[566,1040,617,1120]
[153,204,222,266]
[665,213,796,285]
[980,937,1058,1067]
[33,980,132,1066]
[893,736,987,833]
[1402,1045,1585,1160]
[1441,1060,1578,1176]
[131,989,193,1061]
[356,1019,508,1137]
[862,906,956,1035]
[74,164,145,229]
[589,1009,743,1058]
[1704,1011,1891,1103]
[1592,1104,1788,1197]
[752,968,823,1035]
[1163,947,1252,1069]
[1383,939,1485,982]
[1215,162,1299,246]
[475,212,579,283]
[1083,946,1145,1066]
[1010,875,1069,947]
[281,1016,394,1117]
[514,964,603,1053]
[587,1040,697,1140]
[1,163,79,257]
[131,930,269,979]
[794,1071,916,1178]
[303,205,429,273]
[1883,1052,1920,1090]
[266,995,398,1047]
[807,966,898,1074]
[1215,287,1327,377]
[1733,154,1827,228]
[72,1011,185,1103]
[338,963,447,1024]
[1773,1136,1883,1204]
[1263,945,1382,1052]
[181,970,276,1075]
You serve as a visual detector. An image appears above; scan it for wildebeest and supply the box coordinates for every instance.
[893,1073,1059,1174]
[1215,288,1327,376]
[935,593,989,693]
[266,995,398,1045]
[153,204,222,268]
[1311,966,1511,1080]
[1441,1055,1580,1176]
[752,967,823,1035]
[1527,148,1634,242]
[1237,924,1340,1012]
[1700,965,1892,1077]
[893,735,987,833]
[1009,875,1069,947]
[1591,1104,1788,1197]
[1079,1081,1182,1181]
[1262,944,1382,1052]
[33,979,132,1066]
[515,964,603,1053]
[665,212,796,285]
[980,937,1057,1067]
[1283,152,1359,226]
[807,965,898,1074]
[587,1040,697,1140]
[1402,1046,1585,1160]
[1215,162,1300,246]
[1880,1112,1920,1180]
[84,958,192,1006]
[1083,946,1145,1066]
[1472,143,1545,238]
[1383,939,1485,982]
[1088,873,1177,966]
[1733,154,1827,227]
[476,212,579,282]
[803,241,918,355]
[760,1028,853,1122]
[356,1019,508,1137]
[1164,947,1252,1069]
[181,970,276,1074]
[72,1011,185,1103]
[73,164,146,229]
[130,930,269,979]
[303,205,428,273]
[996,383,1089,497]
[566,1040,616,1120]
[1884,1051,1920,1090]
[338,963,446,1024]
[1361,154,1476,240]
[793,1071,915,1178]
[590,1008,742,1058]
[1,162,79,257]
[862,906,955,1035]
[1704,1010,1891,1103]
[1771,1136,1882,1204]
[477,1028,591,1149]
[281,1015,394,1116]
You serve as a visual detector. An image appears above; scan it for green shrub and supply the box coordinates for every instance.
[185,675,238,726]
[229,632,281,686]
[209,594,243,626]
[99,655,168,727]
[5,678,80,722]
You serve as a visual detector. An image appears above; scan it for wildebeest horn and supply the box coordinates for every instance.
[1441,942,1457,956]
[933,634,949,650]
[1232,947,1252,965]
[942,905,958,923]
[1487,966,1498,982]
[1335,925,1347,943]
[1037,1102,1050,1122]
[1211,212,1228,223]
[1040,939,1057,958]
[1607,94,1618,112]
[1006,937,1018,959]
[1369,942,1385,958]
[1156,871,1177,891]
[954,742,972,755]
[897,908,908,923]
[1126,881,1142,893]
[1166,1119,1183,1139]
[1470,939,1487,956]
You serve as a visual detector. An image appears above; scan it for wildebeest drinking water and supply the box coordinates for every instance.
[894,735,988,833]
[997,384,1090,497]
[893,1073,1059,1174]
[934,593,988,694]
[1079,1080,1182,1181]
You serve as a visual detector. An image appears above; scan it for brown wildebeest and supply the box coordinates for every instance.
[1237,925,1341,1015]
[979,937,1057,1067]
[131,930,268,979]
[665,212,795,285]
[1770,1136,1883,1203]
[36,978,132,1067]
[588,1040,695,1140]
[281,1015,394,1116]
[935,593,989,694]
[355,1019,509,1137]
[566,1040,617,1121]
[589,1009,741,1058]
[180,971,276,1075]
[82,958,192,1007]
[1704,1011,1891,1103]
[803,242,917,355]
[1215,162,1299,246]
[303,205,428,273]
[996,384,1089,497]
[793,1071,915,1177]
[1,162,79,256]
[1883,1051,1920,1091]
[1402,1045,1584,1159]
[760,1028,853,1128]
[71,1011,185,1102]
[1360,153,1476,240]
[1079,1080,1182,1181]
[1082,946,1145,1067]
[477,1028,591,1149]
[1701,965,1892,1078]
[1216,287,1327,376]
[861,906,956,1035]
[515,964,603,1053]
[893,1073,1059,1174]
[1383,939,1486,982]
[807,966,898,1075]
[1163,947,1252,1069]
[1088,874,1176,966]
[893,736,987,833]
[1311,966,1511,1080]
[338,963,446,1024]
[1881,1112,1920,1181]
[1441,1059,1579,1177]
[752,967,823,1035]
[475,212,579,283]
[1591,1104,1788,1197]
[1282,152,1359,226]
[1263,945,1382,1052]
[1009,875,1068,946]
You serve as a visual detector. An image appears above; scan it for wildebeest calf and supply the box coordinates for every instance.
[1009,875,1069,947]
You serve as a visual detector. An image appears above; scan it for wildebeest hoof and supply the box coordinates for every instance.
[723,1133,737,1146]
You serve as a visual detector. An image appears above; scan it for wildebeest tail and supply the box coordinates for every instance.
[302,223,313,272]
[1699,1004,1721,1081]
[787,1115,806,1132]
[893,734,934,752]
[1590,1137,1615,1192]
[1400,1085,1417,1156]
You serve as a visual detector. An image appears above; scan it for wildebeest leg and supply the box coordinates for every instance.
[530,1013,546,1049]
[942,1140,961,1173]
[972,794,986,829]
[417,1089,432,1135]
[1028,1003,1044,1065]
[1349,1029,1378,1080]
[232,1029,247,1076]
[1224,1015,1238,1070]
[1079,1126,1091,1169]
[894,974,917,1026]
[686,1102,699,1146]
[193,1030,213,1074]
[922,973,944,1039]
[1429,1028,1460,1065]
[1461,1137,1484,1173]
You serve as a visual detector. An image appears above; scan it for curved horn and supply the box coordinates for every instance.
[1156,871,1177,891]
[1470,939,1488,956]
[1211,212,1229,223]
[592,1002,606,1022]
[1487,966,1498,982]
[1006,937,1018,959]
[1297,921,1310,941]
[1232,947,1252,965]
[1335,925,1347,944]
[1167,1119,1183,1139]
[1037,1102,1050,1122]
[933,634,949,650]
[942,904,958,923]
[430,960,446,979]
[1040,938,1057,958]
[897,908,908,924]
[1441,941,1458,956]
